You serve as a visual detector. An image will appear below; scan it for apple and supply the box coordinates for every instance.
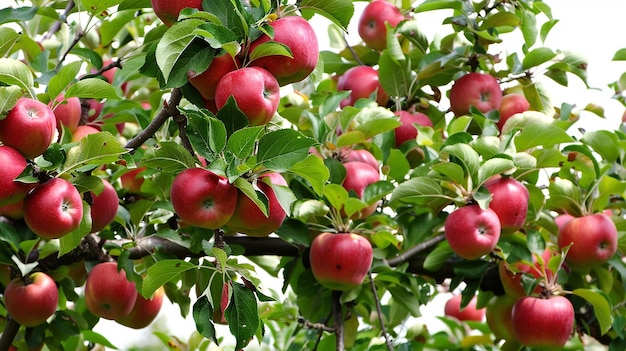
[120,167,147,195]
[358,0,405,51]
[336,65,389,108]
[483,177,529,234]
[0,200,25,220]
[86,98,104,122]
[51,95,81,133]
[170,167,239,229]
[342,160,380,218]
[151,0,202,27]
[4,272,59,327]
[89,178,119,233]
[511,295,574,349]
[0,97,56,159]
[485,294,516,341]
[66,260,88,287]
[444,204,501,260]
[226,172,288,237]
[85,261,138,320]
[309,232,373,291]
[449,72,502,116]
[497,93,530,131]
[71,125,100,142]
[554,213,575,230]
[0,145,36,206]
[214,67,280,126]
[499,248,555,299]
[443,294,485,322]
[344,149,378,170]
[249,16,319,86]
[23,178,84,239]
[189,52,240,100]
[393,110,433,148]
[115,286,165,329]
[557,213,618,269]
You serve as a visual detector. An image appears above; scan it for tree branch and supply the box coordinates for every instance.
[332,290,344,351]
[43,0,75,40]
[383,234,445,267]
[0,317,20,351]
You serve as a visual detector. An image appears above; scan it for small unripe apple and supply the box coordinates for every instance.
[4,272,59,327]
[85,261,138,320]
[486,294,516,341]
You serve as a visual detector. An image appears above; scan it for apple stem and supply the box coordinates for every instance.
[369,272,394,351]
[332,290,345,351]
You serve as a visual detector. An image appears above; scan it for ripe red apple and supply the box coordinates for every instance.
[85,261,138,320]
[51,95,81,133]
[214,67,280,126]
[115,286,165,329]
[71,125,100,142]
[0,97,56,158]
[393,110,433,147]
[555,213,575,230]
[249,16,319,86]
[309,232,373,291]
[497,93,530,131]
[4,272,59,327]
[23,178,84,239]
[444,294,485,322]
[337,65,389,108]
[342,160,380,218]
[485,294,516,341]
[0,145,36,206]
[86,98,104,122]
[151,0,202,27]
[358,0,405,51]
[170,168,238,229]
[484,177,529,234]
[89,179,119,233]
[444,204,501,260]
[120,167,147,195]
[0,200,25,220]
[189,53,240,100]
[226,172,287,237]
[557,213,618,269]
[449,72,502,116]
[511,295,574,349]
[344,149,378,170]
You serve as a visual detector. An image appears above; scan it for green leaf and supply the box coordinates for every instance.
[81,330,119,349]
[572,288,613,335]
[581,130,619,163]
[65,78,120,100]
[544,177,583,217]
[440,143,480,181]
[522,47,556,70]
[386,148,411,183]
[0,6,38,24]
[480,12,520,30]
[323,184,349,211]
[156,19,206,83]
[612,48,626,61]
[62,132,128,175]
[414,0,463,12]
[184,109,228,161]
[476,157,516,187]
[288,154,329,196]
[234,177,267,216]
[248,41,292,62]
[80,0,124,15]
[192,295,218,344]
[423,240,454,271]
[225,282,259,350]
[143,259,198,296]
[389,177,445,206]
[0,27,19,57]
[58,201,92,256]
[141,141,198,174]
[228,126,264,160]
[0,85,22,118]
[429,162,466,185]
[514,123,573,151]
[378,49,411,98]
[0,58,35,98]
[299,0,354,31]
[257,129,316,172]
[48,61,84,101]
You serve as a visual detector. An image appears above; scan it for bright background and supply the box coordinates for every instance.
[93,1,626,350]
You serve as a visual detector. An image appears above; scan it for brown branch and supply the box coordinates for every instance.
[383,233,445,267]
[43,0,76,40]
[0,316,20,351]
[297,316,336,333]
[81,59,123,81]
[332,290,344,351]
[125,88,183,152]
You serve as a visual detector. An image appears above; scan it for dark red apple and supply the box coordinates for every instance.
[309,232,373,291]
[170,168,238,229]
[115,286,165,329]
[511,295,574,349]
[89,178,119,233]
[23,178,84,239]
[84,261,138,320]
[444,204,501,260]
[393,110,433,147]
[484,177,529,234]
[336,65,389,108]
[0,97,56,159]
[557,213,618,269]
[449,72,502,116]
[189,53,240,100]
[4,272,59,327]
[249,16,319,86]
[444,294,485,322]
[214,67,280,126]
[358,0,405,51]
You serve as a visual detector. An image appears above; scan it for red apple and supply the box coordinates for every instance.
[89,179,119,233]
[0,145,36,206]
[226,172,287,237]
[86,98,104,122]
[484,177,529,234]
[151,0,202,27]
[189,53,240,100]
[555,213,575,230]
[358,0,405,51]
[511,295,574,349]
[51,95,81,133]
[0,200,25,220]
[249,16,319,86]
[4,272,59,327]
[170,168,238,229]
[115,286,165,329]
[337,65,389,108]
[486,294,516,341]
[309,232,373,291]
[393,110,433,147]
[497,93,530,131]
[92,59,129,94]
[85,261,138,320]
[342,160,380,218]
[214,67,280,126]
[443,294,485,322]
[0,97,56,159]
[344,149,378,170]
[120,167,147,195]
[557,213,618,269]
[449,72,502,116]
[23,178,84,239]
[444,204,501,260]
[71,125,100,142]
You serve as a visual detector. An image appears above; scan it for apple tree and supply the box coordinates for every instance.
[1,0,626,350]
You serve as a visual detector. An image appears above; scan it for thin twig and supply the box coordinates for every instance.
[369,272,393,351]
[342,33,364,66]
[332,290,345,351]
[297,316,336,333]
[383,233,446,267]
[43,0,76,40]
